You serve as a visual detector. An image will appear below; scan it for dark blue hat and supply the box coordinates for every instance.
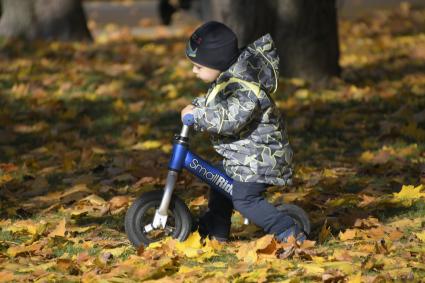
[186,21,240,71]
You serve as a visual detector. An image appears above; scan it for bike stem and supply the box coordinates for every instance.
[180,125,190,138]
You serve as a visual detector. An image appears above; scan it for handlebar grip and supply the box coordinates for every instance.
[183,114,194,126]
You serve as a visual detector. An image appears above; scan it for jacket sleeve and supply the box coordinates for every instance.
[191,96,206,107]
[191,84,261,136]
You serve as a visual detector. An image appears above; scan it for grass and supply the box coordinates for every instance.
[53,243,85,258]
[74,213,125,232]
[378,200,425,221]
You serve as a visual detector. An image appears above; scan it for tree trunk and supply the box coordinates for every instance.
[204,0,341,85]
[0,0,92,41]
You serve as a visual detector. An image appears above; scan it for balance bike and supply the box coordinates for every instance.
[125,116,311,247]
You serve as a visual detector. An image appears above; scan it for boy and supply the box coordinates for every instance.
[181,21,306,243]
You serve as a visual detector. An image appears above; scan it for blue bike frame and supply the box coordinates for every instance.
[152,124,236,230]
[147,119,309,236]
[168,137,233,199]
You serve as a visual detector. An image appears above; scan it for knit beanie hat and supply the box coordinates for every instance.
[185,21,240,71]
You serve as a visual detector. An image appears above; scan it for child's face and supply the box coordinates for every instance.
[192,63,220,83]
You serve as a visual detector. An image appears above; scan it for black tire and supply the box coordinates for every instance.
[125,190,193,247]
[276,203,311,235]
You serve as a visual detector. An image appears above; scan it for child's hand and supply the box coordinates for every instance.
[181,105,195,121]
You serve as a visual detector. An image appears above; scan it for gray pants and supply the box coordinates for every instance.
[199,178,295,240]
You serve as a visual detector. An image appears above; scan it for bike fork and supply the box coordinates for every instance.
[144,170,178,232]
[145,125,188,233]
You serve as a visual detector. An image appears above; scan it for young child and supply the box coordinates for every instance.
[181,21,306,243]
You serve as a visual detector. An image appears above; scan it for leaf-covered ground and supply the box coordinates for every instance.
[0,4,424,282]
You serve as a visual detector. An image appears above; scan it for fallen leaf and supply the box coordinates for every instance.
[48,218,66,238]
[339,229,357,241]
[109,196,130,210]
[392,184,425,206]
[415,231,425,242]
[7,241,43,257]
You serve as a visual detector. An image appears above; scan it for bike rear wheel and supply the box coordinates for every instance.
[276,203,311,235]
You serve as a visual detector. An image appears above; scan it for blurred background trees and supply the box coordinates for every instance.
[0,0,92,41]
[0,0,422,85]
[155,0,341,83]
[208,0,341,85]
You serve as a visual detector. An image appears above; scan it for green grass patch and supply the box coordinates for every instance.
[378,201,425,221]
[53,243,85,258]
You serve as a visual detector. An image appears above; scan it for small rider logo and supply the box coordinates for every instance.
[187,41,197,58]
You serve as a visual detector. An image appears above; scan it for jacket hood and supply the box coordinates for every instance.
[218,34,279,94]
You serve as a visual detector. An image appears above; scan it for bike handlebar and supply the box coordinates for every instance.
[182,114,194,126]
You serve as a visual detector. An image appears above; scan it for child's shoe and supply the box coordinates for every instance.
[195,216,228,243]
[276,224,307,244]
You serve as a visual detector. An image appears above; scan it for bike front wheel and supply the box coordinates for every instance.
[125,190,193,247]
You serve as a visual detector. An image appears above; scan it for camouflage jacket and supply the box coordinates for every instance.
[191,34,293,186]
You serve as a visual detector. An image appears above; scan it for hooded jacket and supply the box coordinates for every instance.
[191,34,293,186]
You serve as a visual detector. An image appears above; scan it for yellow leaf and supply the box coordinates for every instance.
[236,235,278,263]
[236,242,259,263]
[339,229,357,241]
[347,272,362,283]
[92,146,106,154]
[359,151,374,162]
[300,240,316,249]
[0,174,13,184]
[6,220,47,236]
[401,122,425,141]
[67,225,96,234]
[298,263,324,276]
[323,168,338,178]
[319,222,332,243]
[137,125,150,135]
[398,144,419,157]
[113,99,126,111]
[359,194,377,207]
[7,242,43,258]
[147,237,172,249]
[312,256,326,264]
[388,217,422,229]
[255,234,275,254]
[175,231,201,249]
[109,196,130,210]
[174,232,215,260]
[388,229,403,241]
[392,184,425,206]
[386,267,413,279]
[204,237,223,252]
[48,218,66,238]
[326,195,358,207]
[63,155,76,172]
[416,231,425,242]
[410,261,425,270]
[239,267,269,283]
[82,194,107,206]
[294,89,310,99]
[17,261,56,273]
[189,195,207,207]
[131,140,162,150]
[104,246,128,258]
[367,227,385,240]
[161,144,172,154]
[322,261,357,274]
[0,271,15,282]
